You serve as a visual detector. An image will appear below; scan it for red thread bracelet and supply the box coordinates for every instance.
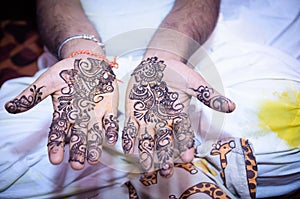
[68,50,119,69]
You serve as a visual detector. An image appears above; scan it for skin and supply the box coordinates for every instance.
[36,0,104,59]
[123,0,235,177]
[123,57,235,177]
[5,0,235,174]
[144,0,221,62]
[5,55,119,170]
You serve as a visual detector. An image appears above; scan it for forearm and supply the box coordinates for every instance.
[36,0,104,59]
[144,0,220,62]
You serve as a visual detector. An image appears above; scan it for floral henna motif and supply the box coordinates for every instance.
[122,118,138,154]
[47,110,68,151]
[87,122,103,164]
[173,114,194,153]
[129,77,184,123]
[132,56,165,85]
[104,114,119,145]
[48,57,116,166]
[129,57,184,124]
[138,127,155,172]
[69,128,87,164]
[125,57,194,174]
[191,85,233,113]
[155,127,174,177]
[5,85,44,113]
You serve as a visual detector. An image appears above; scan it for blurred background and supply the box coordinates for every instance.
[0,0,43,86]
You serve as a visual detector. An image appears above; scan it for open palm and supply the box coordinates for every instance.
[5,55,119,170]
[122,56,235,177]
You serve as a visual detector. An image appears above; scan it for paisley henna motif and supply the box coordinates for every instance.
[138,127,155,172]
[191,85,233,113]
[104,114,119,145]
[155,127,174,177]
[5,85,44,113]
[48,57,116,166]
[124,57,194,176]
[123,118,138,154]
[87,122,103,164]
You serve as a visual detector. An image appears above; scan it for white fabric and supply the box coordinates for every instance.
[0,70,130,199]
[81,0,300,61]
[195,41,300,198]
[219,0,300,60]
[199,2,300,195]
[1,0,300,198]
[80,0,175,57]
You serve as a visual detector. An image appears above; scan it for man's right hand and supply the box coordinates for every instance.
[5,54,119,170]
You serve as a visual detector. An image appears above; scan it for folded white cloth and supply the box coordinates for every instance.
[1,0,299,198]
[196,40,300,198]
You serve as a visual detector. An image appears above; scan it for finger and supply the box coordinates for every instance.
[122,116,139,154]
[69,125,88,170]
[138,126,155,173]
[180,148,195,163]
[87,121,104,165]
[102,80,119,145]
[187,70,236,113]
[47,110,71,165]
[191,85,235,113]
[173,114,195,162]
[5,84,46,114]
[4,70,59,114]
[103,114,119,145]
[47,79,75,165]
[155,126,174,178]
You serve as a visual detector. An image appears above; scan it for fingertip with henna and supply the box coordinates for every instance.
[48,145,64,165]
[228,100,236,113]
[159,163,174,178]
[5,100,20,114]
[70,161,85,170]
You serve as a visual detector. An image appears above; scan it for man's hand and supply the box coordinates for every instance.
[122,57,235,177]
[5,55,119,170]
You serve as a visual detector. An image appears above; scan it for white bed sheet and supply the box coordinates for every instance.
[1,0,300,198]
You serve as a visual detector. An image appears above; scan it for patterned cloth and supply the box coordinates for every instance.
[1,0,300,198]
[125,137,257,199]
[0,20,43,87]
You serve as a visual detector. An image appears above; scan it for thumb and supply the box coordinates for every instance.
[4,71,56,114]
[187,69,236,113]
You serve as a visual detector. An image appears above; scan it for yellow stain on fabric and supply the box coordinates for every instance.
[258,89,300,147]
[194,159,217,176]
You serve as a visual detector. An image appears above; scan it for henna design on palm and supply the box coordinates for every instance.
[124,57,194,176]
[48,57,116,167]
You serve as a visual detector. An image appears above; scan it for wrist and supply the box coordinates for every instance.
[68,50,119,69]
[143,49,185,63]
[143,28,201,64]
[58,34,105,59]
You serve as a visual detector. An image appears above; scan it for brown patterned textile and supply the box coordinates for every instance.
[0,20,43,87]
